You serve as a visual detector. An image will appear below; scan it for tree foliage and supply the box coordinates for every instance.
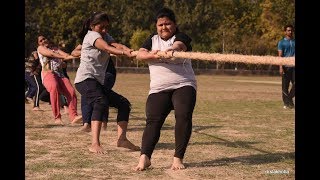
[25,0,295,59]
[129,29,151,50]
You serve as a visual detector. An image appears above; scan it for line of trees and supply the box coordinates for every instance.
[25,0,294,70]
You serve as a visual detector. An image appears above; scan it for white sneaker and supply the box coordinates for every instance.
[283,105,289,109]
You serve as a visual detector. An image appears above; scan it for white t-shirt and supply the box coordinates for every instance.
[143,33,197,94]
[74,31,110,85]
[37,47,65,81]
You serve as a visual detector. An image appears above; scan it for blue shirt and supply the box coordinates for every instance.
[278,37,295,57]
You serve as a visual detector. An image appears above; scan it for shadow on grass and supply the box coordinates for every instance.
[156,140,263,151]
[129,110,146,121]
[127,124,175,132]
[26,124,68,128]
[153,125,221,150]
[192,125,272,154]
[186,152,294,167]
[193,125,222,132]
[191,141,260,148]
[128,114,145,121]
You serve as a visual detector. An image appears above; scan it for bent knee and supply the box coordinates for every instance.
[94,96,108,111]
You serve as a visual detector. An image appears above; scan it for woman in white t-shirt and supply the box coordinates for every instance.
[134,7,197,171]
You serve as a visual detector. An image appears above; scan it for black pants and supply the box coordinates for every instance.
[81,90,131,124]
[282,67,295,106]
[25,73,49,107]
[141,86,196,159]
[31,74,45,107]
[106,90,131,122]
[75,78,108,121]
[25,72,37,98]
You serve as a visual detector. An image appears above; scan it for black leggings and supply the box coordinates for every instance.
[81,90,131,124]
[141,86,196,159]
[106,90,131,122]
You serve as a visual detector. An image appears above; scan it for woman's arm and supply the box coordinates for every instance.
[37,46,66,59]
[94,38,135,58]
[136,48,161,61]
[168,41,187,52]
[38,45,77,61]
[56,49,77,61]
[71,44,82,57]
[136,41,188,64]
[109,42,133,52]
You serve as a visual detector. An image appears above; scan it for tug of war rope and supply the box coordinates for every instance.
[131,51,295,66]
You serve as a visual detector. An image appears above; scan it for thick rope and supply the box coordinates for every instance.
[131,51,294,66]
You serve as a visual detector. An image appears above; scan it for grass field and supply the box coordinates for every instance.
[25,73,295,179]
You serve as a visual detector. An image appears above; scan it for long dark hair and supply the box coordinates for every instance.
[79,12,110,41]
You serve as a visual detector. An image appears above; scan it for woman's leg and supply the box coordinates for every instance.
[80,95,93,132]
[59,77,81,123]
[135,92,172,171]
[42,72,62,124]
[75,79,108,153]
[32,74,43,110]
[171,86,196,170]
[108,90,139,150]
[25,72,37,100]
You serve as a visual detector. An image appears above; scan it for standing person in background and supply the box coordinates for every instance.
[25,51,39,103]
[37,35,82,125]
[25,50,51,109]
[134,7,197,171]
[25,51,44,110]
[74,12,135,154]
[278,24,295,109]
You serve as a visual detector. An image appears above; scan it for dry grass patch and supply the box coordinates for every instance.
[26,73,294,179]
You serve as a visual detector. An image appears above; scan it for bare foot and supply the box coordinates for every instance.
[134,154,151,171]
[71,115,82,124]
[117,139,140,151]
[170,157,185,170]
[89,144,105,154]
[79,123,91,132]
[102,121,107,131]
[32,107,43,111]
[54,118,64,125]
